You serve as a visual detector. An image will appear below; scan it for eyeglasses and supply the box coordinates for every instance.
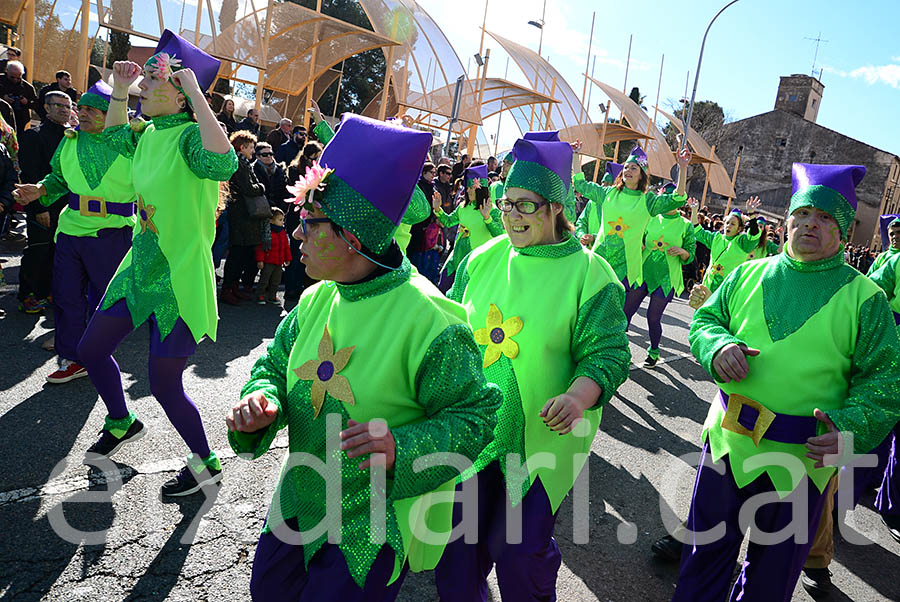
[495,198,548,215]
[257,152,273,157]
[300,217,331,236]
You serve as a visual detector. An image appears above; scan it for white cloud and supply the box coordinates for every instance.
[824,58,900,89]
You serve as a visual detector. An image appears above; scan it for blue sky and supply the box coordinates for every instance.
[421,0,900,156]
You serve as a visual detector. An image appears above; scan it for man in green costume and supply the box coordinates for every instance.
[672,163,900,602]
[226,113,501,600]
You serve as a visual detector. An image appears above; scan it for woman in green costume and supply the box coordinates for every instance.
[76,30,238,497]
[432,162,504,282]
[745,215,783,260]
[434,132,631,601]
[571,142,692,290]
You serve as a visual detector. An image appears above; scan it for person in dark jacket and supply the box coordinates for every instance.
[16,90,71,312]
[0,61,37,138]
[251,142,288,212]
[0,141,15,240]
[274,125,306,164]
[282,140,322,299]
[266,118,291,148]
[216,98,237,133]
[234,107,259,136]
[221,131,267,305]
[418,161,435,202]
[36,71,80,119]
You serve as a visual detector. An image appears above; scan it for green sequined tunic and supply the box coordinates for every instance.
[435,202,504,276]
[230,259,501,586]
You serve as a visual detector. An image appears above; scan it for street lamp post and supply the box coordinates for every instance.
[680,0,741,152]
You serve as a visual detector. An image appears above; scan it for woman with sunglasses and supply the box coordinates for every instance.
[431,162,504,285]
[435,132,630,601]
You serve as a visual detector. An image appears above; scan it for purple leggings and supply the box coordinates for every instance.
[76,299,210,457]
[623,282,674,350]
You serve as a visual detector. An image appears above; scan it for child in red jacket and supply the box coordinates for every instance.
[255,207,292,305]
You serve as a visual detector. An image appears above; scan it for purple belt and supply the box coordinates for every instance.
[893,311,900,325]
[718,390,819,445]
[68,193,135,217]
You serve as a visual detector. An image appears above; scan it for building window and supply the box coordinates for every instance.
[788,94,798,102]
[811,98,817,108]
[776,138,787,147]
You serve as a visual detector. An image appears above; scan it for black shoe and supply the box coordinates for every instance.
[650,533,682,562]
[161,464,222,497]
[800,567,832,599]
[883,515,900,544]
[84,419,146,463]
[643,356,658,368]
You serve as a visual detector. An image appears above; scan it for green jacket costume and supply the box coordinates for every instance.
[690,249,900,496]
[641,213,696,296]
[100,113,238,342]
[38,130,137,239]
[693,225,761,292]
[867,247,900,320]
[448,235,631,511]
[435,201,504,276]
[746,238,780,261]
[230,259,502,586]
[573,172,686,284]
[867,247,899,277]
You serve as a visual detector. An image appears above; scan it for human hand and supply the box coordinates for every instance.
[580,234,595,247]
[226,391,280,432]
[712,343,760,383]
[431,191,442,211]
[256,261,264,269]
[111,61,142,89]
[571,139,583,153]
[667,245,689,260]
[805,409,843,468]
[745,195,761,212]
[171,68,203,101]
[308,99,323,124]
[540,392,595,435]
[686,197,699,208]
[480,200,491,220]
[676,147,692,166]
[18,97,28,107]
[13,183,44,205]
[340,418,396,470]
[35,212,50,228]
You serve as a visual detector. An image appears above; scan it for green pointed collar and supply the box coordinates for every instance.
[150,111,192,130]
[515,234,582,258]
[334,257,412,302]
[781,245,846,272]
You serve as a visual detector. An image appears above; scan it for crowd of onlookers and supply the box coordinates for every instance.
[845,243,876,273]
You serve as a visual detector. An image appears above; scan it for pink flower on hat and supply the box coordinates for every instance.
[287,160,333,208]
[151,52,182,81]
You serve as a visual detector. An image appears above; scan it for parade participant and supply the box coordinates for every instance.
[672,163,900,602]
[76,30,238,498]
[745,216,782,260]
[572,143,692,288]
[625,187,696,367]
[488,149,514,202]
[226,113,501,600]
[13,81,136,384]
[575,162,622,246]
[432,163,504,280]
[687,198,762,308]
[867,213,900,275]
[434,132,631,601]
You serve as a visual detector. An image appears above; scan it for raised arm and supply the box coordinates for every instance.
[172,68,231,154]
[106,61,141,129]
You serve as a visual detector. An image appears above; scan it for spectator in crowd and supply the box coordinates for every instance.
[274,124,306,164]
[254,207,291,305]
[216,98,237,133]
[16,90,71,313]
[486,155,497,173]
[0,97,15,133]
[0,138,14,243]
[283,139,322,299]
[266,117,291,148]
[433,163,453,209]
[36,70,79,119]
[0,106,17,170]
[437,156,452,167]
[418,161,435,202]
[0,46,23,77]
[221,130,267,306]
[0,61,37,137]
[252,141,288,212]
[450,152,470,182]
[235,107,259,135]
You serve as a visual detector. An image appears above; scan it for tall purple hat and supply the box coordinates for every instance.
[879,214,900,249]
[145,29,222,94]
[317,113,431,253]
[504,132,574,218]
[465,164,490,187]
[789,163,866,236]
[601,161,623,185]
[624,145,649,171]
[78,79,112,112]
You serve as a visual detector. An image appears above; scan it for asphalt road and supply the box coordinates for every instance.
[1,239,898,602]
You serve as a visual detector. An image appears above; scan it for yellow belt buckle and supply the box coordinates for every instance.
[720,393,776,447]
[79,195,107,218]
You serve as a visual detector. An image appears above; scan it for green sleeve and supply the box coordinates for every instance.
[827,293,900,454]
[735,230,763,253]
[688,266,747,381]
[766,240,780,256]
[178,123,239,181]
[646,192,687,216]
[573,172,608,206]
[313,120,335,145]
[388,324,502,501]
[228,306,299,458]
[38,141,68,205]
[574,200,594,238]
[446,252,472,303]
[101,123,139,159]
[570,281,631,409]
[693,225,717,250]
[680,221,697,264]
[484,207,505,237]
[434,205,459,228]
[401,188,432,225]
[867,258,897,301]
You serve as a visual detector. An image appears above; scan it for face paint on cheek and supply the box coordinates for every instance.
[827,224,840,247]
[313,230,340,261]
[152,88,170,103]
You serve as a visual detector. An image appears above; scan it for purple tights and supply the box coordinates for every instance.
[623,282,674,350]
[77,301,211,458]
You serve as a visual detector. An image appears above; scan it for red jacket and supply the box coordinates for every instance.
[256,226,292,265]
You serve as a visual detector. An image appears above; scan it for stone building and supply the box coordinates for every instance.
[706,74,900,248]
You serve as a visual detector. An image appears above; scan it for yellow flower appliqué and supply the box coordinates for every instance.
[459,225,470,238]
[607,217,630,238]
[710,263,725,276]
[473,303,523,369]
[650,235,668,252]
[137,195,158,235]
[293,326,355,418]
